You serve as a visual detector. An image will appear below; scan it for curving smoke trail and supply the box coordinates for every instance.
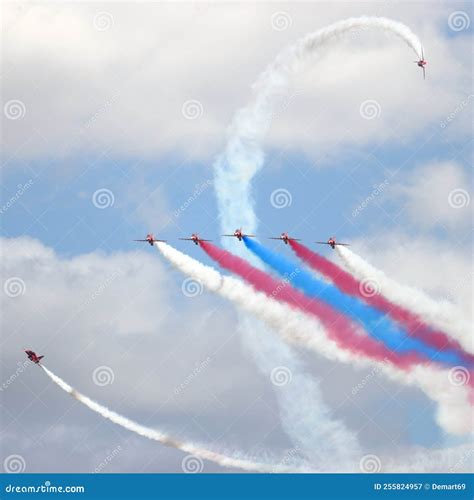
[244,237,467,368]
[289,240,473,366]
[155,242,472,436]
[41,365,302,473]
[200,241,420,369]
[336,246,473,355]
[212,16,423,463]
[214,16,422,237]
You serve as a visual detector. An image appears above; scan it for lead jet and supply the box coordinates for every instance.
[223,228,255,241]
[414,47,427,79]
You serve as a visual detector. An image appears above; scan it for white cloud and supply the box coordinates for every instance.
[391,161,472,230]
[2,2,471,165]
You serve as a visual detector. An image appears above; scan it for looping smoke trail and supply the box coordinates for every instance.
[214,16,422,236]
[155,242,472,436]
[41,365,301,473]
[336,246,473,354]
[289,240,473,365]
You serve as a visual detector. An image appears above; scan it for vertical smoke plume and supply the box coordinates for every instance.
[289,240,472,365]
[336,246,473,355]
[212,16,423,460]
[155,242,472,436]
[41,365,301,472]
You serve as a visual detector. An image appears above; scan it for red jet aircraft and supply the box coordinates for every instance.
[316,237,350,250]
[269,232,301,245]
[179,233,212,246]
[24,349,44,364]
[223,228,255,241]
[134,233,166,246]
[414,47,427,79]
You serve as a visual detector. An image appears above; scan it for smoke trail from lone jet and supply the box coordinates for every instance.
[336,246,473,354]
[289,240,473,365]
[41,365,302,473]
[214,17,422,240]
[200,241,420,370]
[244,238,467,368]
[155,242,472,436]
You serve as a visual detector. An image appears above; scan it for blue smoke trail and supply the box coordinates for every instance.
[243,237,466,367]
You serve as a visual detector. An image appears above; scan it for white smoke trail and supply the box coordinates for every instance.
[156,242,472,436]
[214,16,422,235]
[41,365,302,473]
[336,246,472,354]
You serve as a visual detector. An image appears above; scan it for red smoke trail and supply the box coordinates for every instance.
[289,240,474,366]
[200,241,422,370]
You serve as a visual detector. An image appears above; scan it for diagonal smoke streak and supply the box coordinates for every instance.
[155,242,472,436]
[336,246,473,355]
[41,365,302,473]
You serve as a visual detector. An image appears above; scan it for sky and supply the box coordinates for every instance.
[1,1,473,473]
